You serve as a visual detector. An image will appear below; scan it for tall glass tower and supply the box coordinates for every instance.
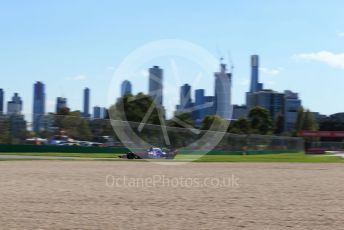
[33,82,46,132]
[249,55,264,92]
[250,55,259,93]
[179,84,192,110]
[121,80,132,97]
[214,62,232,120]
[193,89,205,123]
[83,88,90,118]
[149,66,163,107]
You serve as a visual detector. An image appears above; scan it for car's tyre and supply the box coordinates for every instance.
[127,152,135,159]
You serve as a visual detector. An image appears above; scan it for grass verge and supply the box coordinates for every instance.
[190,153,344,163]
[0,152,121,158]
[0,152,343,163]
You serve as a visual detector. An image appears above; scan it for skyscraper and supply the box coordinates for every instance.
[250,55,258,92]
[193,89,205,124]
[149,66,163,106]
[247,55,264,108]
[176,84,193,113]
[249,55,263,93]
[284,90,302,132]
[83,88,90,118]
[6,93,26,138]
[214,62,232,120]
[192,89,215,127]
[33,81,46,132]
[121,80,132,97]
[56,97,67,113]
[93,106,107,119]
[0,88,4,114]
[7,93,23,114]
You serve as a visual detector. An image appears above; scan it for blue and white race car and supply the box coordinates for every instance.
[147,147,167,158]
[120,147,177,160]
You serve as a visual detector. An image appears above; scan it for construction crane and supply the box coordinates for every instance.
[227,51,235,74]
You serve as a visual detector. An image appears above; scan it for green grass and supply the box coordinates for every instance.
[188,153,344,163]
[0,152,343,163]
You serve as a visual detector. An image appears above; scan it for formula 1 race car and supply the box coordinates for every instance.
[119,147,178,160]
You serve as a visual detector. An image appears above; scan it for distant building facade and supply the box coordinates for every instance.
[7,93,23,114]
[121,80,132,97]
[0,88,4,114]
[8,114,27,140]
[192,89,215,127]
[33,81,46,133]
[4,93,26,139]
[232,105,248,120]
[149,66,163,107]
[247,89,284,120]
[56,97,67,113]
[192,89,205,125]
[284,90,302,132]
[93,106,107,119]
[176,84,193,113]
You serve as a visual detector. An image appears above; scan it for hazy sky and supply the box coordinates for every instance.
[1,0,344,119]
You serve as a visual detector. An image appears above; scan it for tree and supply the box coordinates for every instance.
[201,115,229,131]
[295,107,305,132]
[53,110,92,140]
[0,118,11,144]
[108,93,168,147]
[89,119,115,137]
[109,93,164,125]
[294,107,319,144]
[56,107,71,116]
[295,107,319,132]
[320,121,344,142]
[164,113,196,148]
[167,112,194,128]
[248,106,272,135]
[302,110,319,131]
[228,118,250,134]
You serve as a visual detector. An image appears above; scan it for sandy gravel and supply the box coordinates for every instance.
[0,161,343,230]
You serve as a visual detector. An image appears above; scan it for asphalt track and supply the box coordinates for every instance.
[1,153,344,160]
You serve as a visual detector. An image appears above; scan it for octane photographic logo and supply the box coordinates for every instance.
[107,39,233,163]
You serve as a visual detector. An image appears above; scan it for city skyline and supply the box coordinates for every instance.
[0,54,304,135]
[1,1,344,116]
[0,54,332,122]
[0,55,304,135]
